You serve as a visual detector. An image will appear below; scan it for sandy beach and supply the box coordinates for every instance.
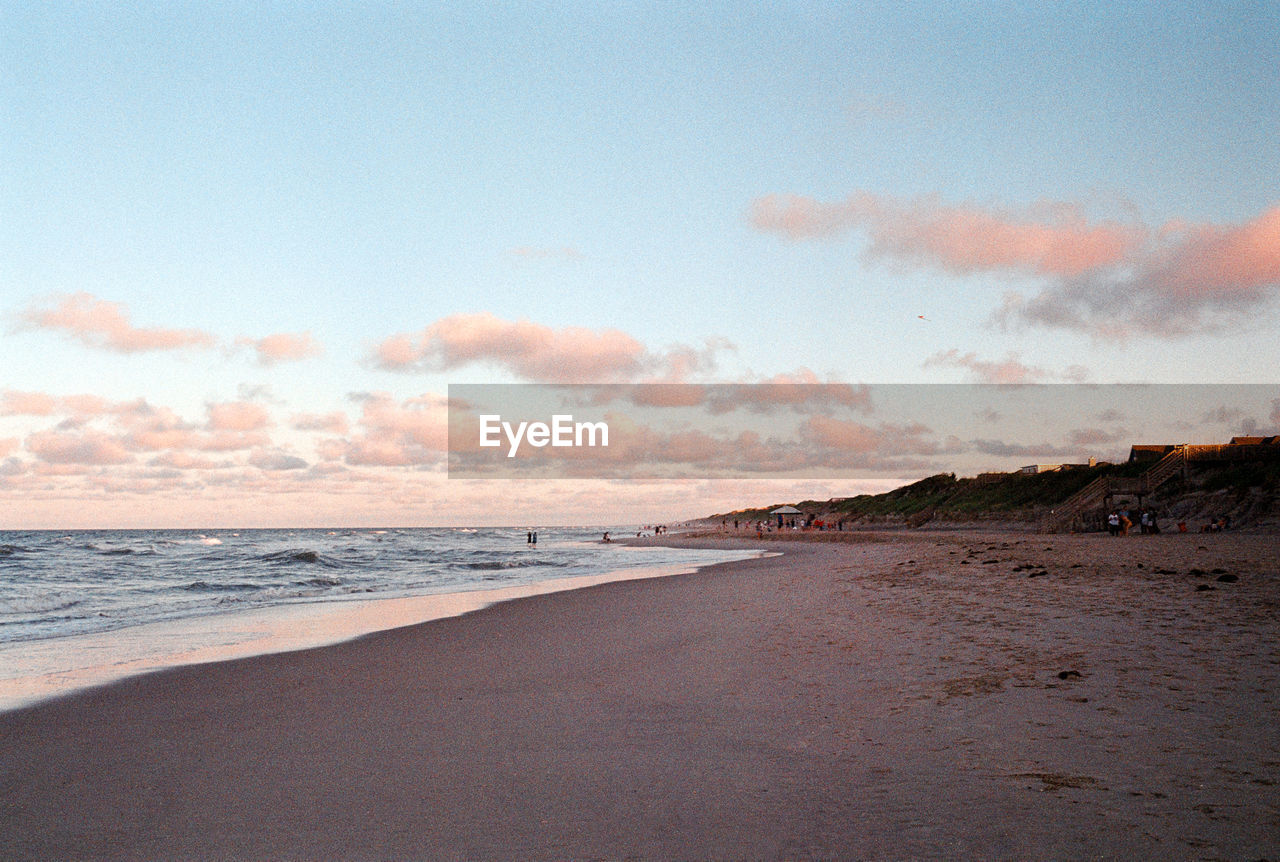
[2,529,1278,860]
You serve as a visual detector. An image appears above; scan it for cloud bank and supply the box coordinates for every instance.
[18,293,324,363]
[751,193,1280,337]
[20,293,217,353]
[922,349,1089,384]
[374,312,730,383]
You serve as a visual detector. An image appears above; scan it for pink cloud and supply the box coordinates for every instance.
[237,332,322,365]
[922,349,1053,384]
[706,372,873,415]
[1002,205,1280,336]
[751,193,1143,276]
[20,293,217,353]
[373,313,729,383]
[800,415,938,457]
[194,431,271,452]
[117,405,267,453]
[338,439,422,467]
[150,451,222,470]
[26,429,134,465]
[321,393,449,467]
[207,401,272,432]
[0,390,147,417]
[626,384,710,408]
[31,462,97,477]
[119,406,197,451]
[0,390,58,416]
[292,411,351,434]
[753,192,1280,336]
[0,438,17,458]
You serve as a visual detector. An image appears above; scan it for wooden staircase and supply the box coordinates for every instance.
[1042,448,1185,533]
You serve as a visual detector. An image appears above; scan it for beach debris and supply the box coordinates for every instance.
[1196,584,1216,592]
[1189,568,1207,576]
[1216,573,1239,583]
[982,559,1000,565]
[1154,568,1177,574]
[1057,670,1082,680]
[1027,570,1049,578]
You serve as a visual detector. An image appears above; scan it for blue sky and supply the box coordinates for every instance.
[2,2,1278,526]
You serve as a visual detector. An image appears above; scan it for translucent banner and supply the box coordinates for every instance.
[447,384,1280,480]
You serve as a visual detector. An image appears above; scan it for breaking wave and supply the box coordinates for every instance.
[258,549,344,568]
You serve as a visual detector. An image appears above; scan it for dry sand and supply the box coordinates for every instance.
[1,530,1278,860]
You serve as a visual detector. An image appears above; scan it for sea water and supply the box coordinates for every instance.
[0,527,757,710]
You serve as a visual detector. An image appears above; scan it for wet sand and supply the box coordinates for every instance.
[2,530,1278,860]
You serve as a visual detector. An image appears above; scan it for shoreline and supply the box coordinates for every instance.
[0,545,764,713]
[3,529,1278,859]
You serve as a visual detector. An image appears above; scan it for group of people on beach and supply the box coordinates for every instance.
[621,525,668,540]
[1107,509,1160,536]
[1107,509,1234,536]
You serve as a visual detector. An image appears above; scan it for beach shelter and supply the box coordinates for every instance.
[770,505,802,528]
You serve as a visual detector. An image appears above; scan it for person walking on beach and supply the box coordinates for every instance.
[1108,511,1120,536]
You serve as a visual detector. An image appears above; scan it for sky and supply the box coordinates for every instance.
[2,1,1278,528]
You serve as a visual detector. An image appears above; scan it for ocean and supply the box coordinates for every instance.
[0,526,758,710]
